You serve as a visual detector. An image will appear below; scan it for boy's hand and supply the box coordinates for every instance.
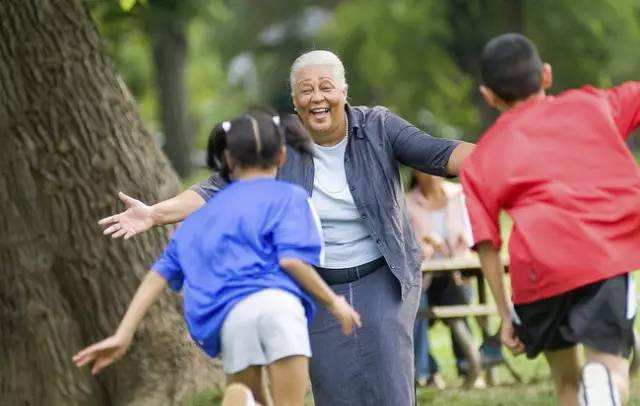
[500,320,524,355]
[72,333,132,375]
[327,296,362,336]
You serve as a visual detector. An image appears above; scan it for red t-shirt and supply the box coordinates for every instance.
[461,82,640,304]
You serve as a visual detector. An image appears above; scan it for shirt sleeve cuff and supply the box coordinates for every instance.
[443,140,462,178]
[152,267,184,292]
[189,183,210,201]
[278,249,322,267]
[470,234,502,251]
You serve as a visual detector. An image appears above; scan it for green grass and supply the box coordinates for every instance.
[415,317,640,405]
[185,310,640,405]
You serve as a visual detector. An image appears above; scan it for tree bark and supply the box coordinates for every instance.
[148,8,191,178]
[0,1,223,405]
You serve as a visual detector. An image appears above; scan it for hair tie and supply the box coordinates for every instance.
[272,115,280,126]
[222,121,231,133]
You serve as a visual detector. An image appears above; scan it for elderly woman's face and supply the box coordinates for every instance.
[292,65,347,138]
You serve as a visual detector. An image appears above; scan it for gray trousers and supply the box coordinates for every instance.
[309,264,421,406]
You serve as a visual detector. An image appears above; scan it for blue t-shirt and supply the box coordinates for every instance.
[152,178,324,358]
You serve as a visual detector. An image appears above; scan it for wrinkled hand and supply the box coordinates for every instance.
[328,296,362,336]
[500,320,524,355]
[72,333,132,375]
[99,192,154,239]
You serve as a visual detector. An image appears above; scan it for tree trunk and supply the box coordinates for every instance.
[0,1,223,405]
[447,0,497,136]
[148,9,191,178]
[504,0,524,33]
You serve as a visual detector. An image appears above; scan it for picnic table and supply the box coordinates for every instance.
[421,253,509,319]
[419,253,522,385]
[420,257,640,381]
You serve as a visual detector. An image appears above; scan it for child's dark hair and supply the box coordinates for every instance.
[480,33,544,103]
[207,112,313,181]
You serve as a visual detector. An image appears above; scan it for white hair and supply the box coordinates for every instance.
[289,50,348,93]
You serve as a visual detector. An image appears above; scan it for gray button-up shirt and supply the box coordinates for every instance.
[191,105,460,299]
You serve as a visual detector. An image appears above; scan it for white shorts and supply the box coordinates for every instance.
[220,288,312,374]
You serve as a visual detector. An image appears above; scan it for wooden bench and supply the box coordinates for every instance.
[426,304,497,319]
[421,258,640,381]
[419,255,522,385]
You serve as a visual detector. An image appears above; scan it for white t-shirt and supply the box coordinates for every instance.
[426,208,447,259]
[311,136,381,268]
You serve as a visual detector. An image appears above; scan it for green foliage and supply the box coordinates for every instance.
[322,0,478,139]
[90,0,640,169]
[526,0,640,90]
[90,0,234,148]
[119,0,137,12]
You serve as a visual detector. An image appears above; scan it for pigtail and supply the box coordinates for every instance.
[206,123,231,181]
[279,114,313,155]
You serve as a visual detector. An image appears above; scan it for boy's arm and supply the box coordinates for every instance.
[476,241,523,354]
[73,271,168,374]
[476,241,510,319]
[606,81,640,138]
[279,258,361,335]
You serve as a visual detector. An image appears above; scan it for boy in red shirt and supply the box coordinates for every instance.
[461,33,640,406]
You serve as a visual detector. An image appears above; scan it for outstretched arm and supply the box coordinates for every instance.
[446,142,475,176]
[476,241,523,354]
[150,190,205,226]
[606,81,640,139]
[279,258,361,335]
[100,190,205,239]
[384,109,475,178]
[100,173,227,239]
[73,271,168,374]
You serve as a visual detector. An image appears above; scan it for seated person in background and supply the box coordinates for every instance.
[406,170,485,389]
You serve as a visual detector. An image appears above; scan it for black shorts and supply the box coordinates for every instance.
[513,273,636,359]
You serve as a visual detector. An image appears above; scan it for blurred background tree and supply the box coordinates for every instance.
[88,0,640,174]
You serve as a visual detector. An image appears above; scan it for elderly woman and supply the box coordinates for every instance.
[101,50,474,405]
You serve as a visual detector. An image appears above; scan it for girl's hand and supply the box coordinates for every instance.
[99,192,154,239]
[72,333,132,375]
[328,296,362,336]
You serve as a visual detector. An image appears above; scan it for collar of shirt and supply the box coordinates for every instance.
[346,104,365,139]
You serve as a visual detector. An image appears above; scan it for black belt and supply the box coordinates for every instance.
[314,257,386,285]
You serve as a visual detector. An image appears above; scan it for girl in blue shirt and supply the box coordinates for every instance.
[74,112,361,406]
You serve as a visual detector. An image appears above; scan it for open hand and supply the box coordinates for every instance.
[500,320,525,355]
[328,296,362,336]
[99,192,154,239]
[72,334,132,375]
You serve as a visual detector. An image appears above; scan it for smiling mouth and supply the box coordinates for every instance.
[310,107,330,117]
